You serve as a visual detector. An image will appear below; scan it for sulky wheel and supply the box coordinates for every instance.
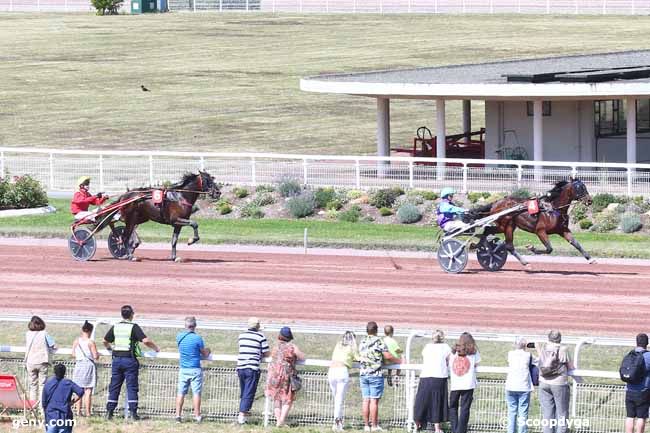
[68,228,97,262]
[476,237,508,271]
[107,225,128,259]
[437,238,469,274]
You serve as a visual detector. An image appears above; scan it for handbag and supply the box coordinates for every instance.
[290,373,302,392]
[529,353,540,387]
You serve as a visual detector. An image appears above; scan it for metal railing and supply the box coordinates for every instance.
[1,0,649,13]
[2,147,650,197]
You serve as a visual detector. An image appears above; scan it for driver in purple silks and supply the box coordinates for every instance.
[436,188,468,232]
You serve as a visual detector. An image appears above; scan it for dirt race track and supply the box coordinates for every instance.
[1,241,649,336]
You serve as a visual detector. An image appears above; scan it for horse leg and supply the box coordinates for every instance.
[175,217,200,245]
[562,230,595,263]
[504,223,528,266]
[122,222,138,261]
[527,230,554,255]
[171,225,181,262]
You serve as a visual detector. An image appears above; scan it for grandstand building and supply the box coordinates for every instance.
[301,50,650,164]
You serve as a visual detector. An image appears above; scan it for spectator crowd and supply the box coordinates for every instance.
[9,310,645,433]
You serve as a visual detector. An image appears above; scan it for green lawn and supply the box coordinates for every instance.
[1,14,650,153]
[2,198,650,257]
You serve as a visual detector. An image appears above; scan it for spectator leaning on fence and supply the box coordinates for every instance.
[103,305,160,421]
[175,316,210,424]
[265,326,305,428]
[236,317,270,425]
[42,363,83,433]
[71,320,99,417]
[358,321,402,432]
[536,330,574,433]
[25,315,58,405]
[623,333,650,433]
[383,325,403,387]
[449,332,481,433]
[414,329,452,433]
[505,337,534,433]
[328,330,360,431]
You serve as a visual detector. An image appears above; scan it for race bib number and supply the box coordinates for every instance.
[152,190,164,205]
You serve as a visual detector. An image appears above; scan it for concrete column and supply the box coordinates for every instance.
[626,97,637,164]
[533,100,544,180]
[436,98,446,180]
[462,100,471,144]
[376,97,390,176]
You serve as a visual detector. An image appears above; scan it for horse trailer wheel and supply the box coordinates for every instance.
[437,238,469,274]
[108,226,128,259]
[68,228,97,262]
[476,238,508,271]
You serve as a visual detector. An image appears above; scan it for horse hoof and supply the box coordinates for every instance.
[188,237,199,246]
[174,257,185,263]
[129,256,141,262]
[525,244,534,251]
[588,258,597,264]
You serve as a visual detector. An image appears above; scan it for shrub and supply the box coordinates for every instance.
[509,188,531,200]
[361,216,375,223]
[570,202,588,224]
[252,192,275,207]
[625,203,643,214]
[240,203,264,219]
[467,192,491,204]
[218,203,232,215]
[314,187,336,208]
[396,203,422,224]
[592,193,618,213]
[621,212,642,233]
[346,190,364,200]
[255,184,275,193]
[379,207,393,216]
[579,219,593,230]
[592,210,620,232]
[1,175,48,210]
[405,190,425,205]
[369,187,403,208]
[325,209,339,220]
[233,187,249,199]
[338,205,362,223]
[421,190,439,201]
[278,177,302,198]
[285,192,316,218]
[91,0,123,15]
[325,199,344,211]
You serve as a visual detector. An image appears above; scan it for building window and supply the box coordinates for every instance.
[594,99,650,137]
[526,101,552,117]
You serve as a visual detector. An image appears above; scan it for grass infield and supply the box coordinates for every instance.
[1,14,650,152]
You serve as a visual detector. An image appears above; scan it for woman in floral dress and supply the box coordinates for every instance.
[265,326,306,427]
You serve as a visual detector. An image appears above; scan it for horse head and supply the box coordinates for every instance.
[568,177,591,206]
[198,171,221,200]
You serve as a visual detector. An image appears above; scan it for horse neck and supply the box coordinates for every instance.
[552,190,573,213]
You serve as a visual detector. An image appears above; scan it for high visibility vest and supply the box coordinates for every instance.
[113,322,142,357]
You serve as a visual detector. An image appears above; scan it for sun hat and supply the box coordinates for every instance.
[247,317,262,330]
[279,326,293,341]
[77,176,91,186]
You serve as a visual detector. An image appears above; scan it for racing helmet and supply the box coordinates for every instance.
[440,187,456,199]
[77,176,91,187]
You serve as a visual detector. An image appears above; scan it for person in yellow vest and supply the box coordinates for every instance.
[103,305,160,420]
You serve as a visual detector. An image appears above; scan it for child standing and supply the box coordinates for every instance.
[383,325,403,386]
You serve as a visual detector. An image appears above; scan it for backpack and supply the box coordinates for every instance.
[620,350,648,384]
[539,346,563,379]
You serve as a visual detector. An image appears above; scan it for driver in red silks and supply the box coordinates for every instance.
[71,176,108,221]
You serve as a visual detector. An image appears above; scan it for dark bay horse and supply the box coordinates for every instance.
[115,171,220,261]
[473,178,594,266]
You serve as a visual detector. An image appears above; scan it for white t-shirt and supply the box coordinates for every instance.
[420,343,452,378]
[449,351,481,391]
[505,349,533,392]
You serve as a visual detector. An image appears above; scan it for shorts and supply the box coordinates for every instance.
[360,375,385,399]
[625,389,650,419]
[178,368,203,396]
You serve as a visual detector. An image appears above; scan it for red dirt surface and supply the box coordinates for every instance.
[1,244,648,336]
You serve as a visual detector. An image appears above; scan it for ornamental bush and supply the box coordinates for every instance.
[592,210,619,232]
[252,192,275,207]
[255,184,276,193]
[420,190,439,201]
[579,219,593,230]
[240,203,264,219]
[570,202,588,224]
[396,203,422,224]
[0,175,48,210]
[278,177,302,198]
[369,187,403,208]
[620,212,642,233]
[592,193,618,213]
[91,0,123,15]
[338,205,362,223]
[467,192,491,204]
[509,188,531,200]
[233,187,249,199]
[215,198,232,215]
[379,207,393,216]
[285,192,316,218]
[314,187,336,208]
[325,199,344,211]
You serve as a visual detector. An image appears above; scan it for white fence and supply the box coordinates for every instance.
[2,147,650,197]
[1,0,650,13]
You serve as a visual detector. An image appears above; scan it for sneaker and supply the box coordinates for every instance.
[175,416,181,423]
[194,416,203,423]
[364,426,371,432]
[371,426,384,432]
[336,419,344,431]
[237,414,247,425]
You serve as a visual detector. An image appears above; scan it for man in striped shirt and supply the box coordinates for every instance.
[236,317,270,425]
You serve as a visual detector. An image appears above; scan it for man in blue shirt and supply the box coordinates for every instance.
[625,333,650,433]
[436,188,468,232]
[175,316,211,423]
[42,364,83,433]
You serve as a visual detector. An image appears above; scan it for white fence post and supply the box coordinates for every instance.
[489,0,493,13]
[271,0,275,12]
[302,158,308,185]
[246,0,249,10]
[193,0,196,13]
[9,0,12,12]
[571,338,593,418]
[199,156,205,171]
[462,164,468,193]
[602,0,606,14]
[148,155,154,186]
[0,151,5,177]
[546,0,550,13]
[355,159,361,189]
[627,167,633,197]
[99,155,104,192]
[49,153,54,190]
[433,0,437,13]
[325,0,328,12]
[379,0,382,13]
[517,0,521,13]
[263,396,270,427]
[251,157,257,186]
[408,160,414,188]
[517,164,523,188]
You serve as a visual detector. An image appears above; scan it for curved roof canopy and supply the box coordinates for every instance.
[300,50,650,101]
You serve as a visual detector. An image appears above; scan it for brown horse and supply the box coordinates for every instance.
[114,171,220,261]
[473,178,594,266]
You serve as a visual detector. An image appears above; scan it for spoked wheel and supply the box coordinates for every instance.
[108,226,128,259]
[68,228,97,261]
[437,238,469,274]
[476,237,508,271]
